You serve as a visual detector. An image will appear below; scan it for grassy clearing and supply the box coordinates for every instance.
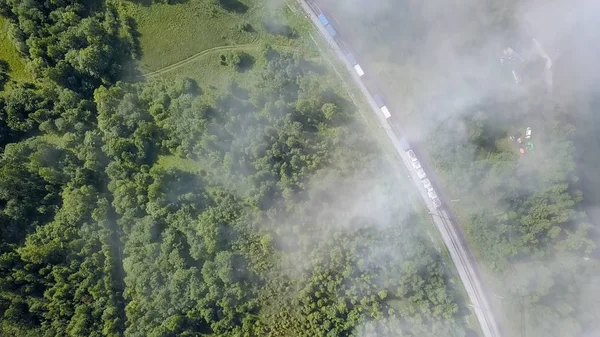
[38,134,66,148]
[115,0,315,73]
[115,0,255,71]
[156,155,204,174]
[118,0,321,95]
[0,17,32,85]
[151,44,266,92]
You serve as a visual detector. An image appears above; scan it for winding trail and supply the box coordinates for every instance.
[141,43,259,78]
[139,42,302,79]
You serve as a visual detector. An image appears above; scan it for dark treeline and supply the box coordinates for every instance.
[0,1,468,336]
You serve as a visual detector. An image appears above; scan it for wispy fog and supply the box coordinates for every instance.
[306,0,600,336]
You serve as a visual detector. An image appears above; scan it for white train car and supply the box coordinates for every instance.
[373,95,391,119]
[354,64,365,77]
[346,53,365,77]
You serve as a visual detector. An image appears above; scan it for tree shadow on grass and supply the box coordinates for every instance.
[217,0,248,13]
[125,17,143,60]
[236,52,255,73]
[119,17,144,82]
[220,51,255,73]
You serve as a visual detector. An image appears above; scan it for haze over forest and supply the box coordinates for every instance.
[0,0,599,337]
[316,0,600,336]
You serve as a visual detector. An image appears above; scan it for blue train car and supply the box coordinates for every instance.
[318,14,330,26]
[374,95,384,107]
[346,53,357,65]
[324,24,337,37]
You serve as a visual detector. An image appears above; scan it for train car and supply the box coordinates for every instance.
[422,178,432,190]
[324,24,337,37]
[318,14,330,26]
[407,149,418,162]
[374,94,384,108]
[380,105,391,118]
[416,167,427,179]
[428,189,438,200]
[346,53,357,65]
[372,94,390,118]
[354,64,365,77]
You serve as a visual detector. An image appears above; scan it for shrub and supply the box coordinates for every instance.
[238,22,254,33]
[220,51,255,72]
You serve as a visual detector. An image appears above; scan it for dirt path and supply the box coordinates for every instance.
[141,43,259,78]
[139,42,304,79]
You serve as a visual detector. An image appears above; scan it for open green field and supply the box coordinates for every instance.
[0,17,32,85]
[115,0,315,74]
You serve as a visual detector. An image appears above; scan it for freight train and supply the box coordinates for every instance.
[315,11,441,209]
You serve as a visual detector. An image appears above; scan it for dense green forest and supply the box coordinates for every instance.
[0,1,467,336]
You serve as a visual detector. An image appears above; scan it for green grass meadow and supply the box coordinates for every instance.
[115,0,315,74]
[0,17,33,86]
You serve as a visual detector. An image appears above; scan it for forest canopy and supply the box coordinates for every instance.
[0,0,466,336]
